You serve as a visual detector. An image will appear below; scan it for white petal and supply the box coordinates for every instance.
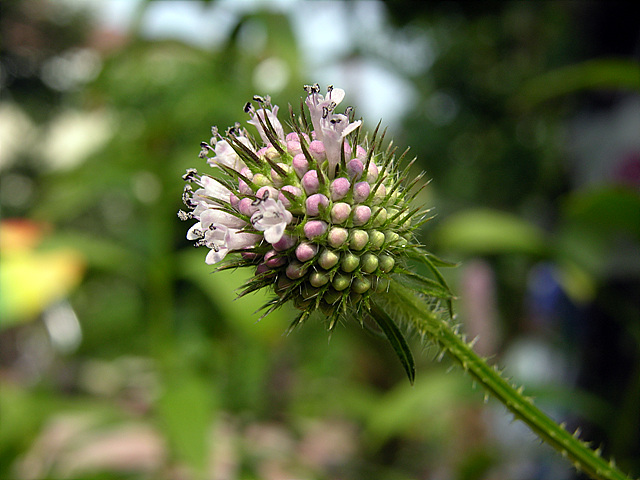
[264,223,285,244]
[200,176,231,201]
[327,87,345,105]
[186,222,203,240]
[205,247,228,265]
[201,208,246,229]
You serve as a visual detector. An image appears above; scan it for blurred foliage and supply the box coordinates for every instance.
[1,1,639,479]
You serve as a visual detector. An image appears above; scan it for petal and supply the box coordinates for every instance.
[201,208,246,229]
[186,222,203,240]
[205,246,228,265]
[264,223,286,244]
[327,87,345,105]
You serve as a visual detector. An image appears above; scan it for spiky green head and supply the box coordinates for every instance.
[179,84,433,331]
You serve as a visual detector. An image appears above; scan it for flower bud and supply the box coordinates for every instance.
[378,254,395,273]
[309,271,330,287]
[318,249,340,269]
[352,276,371,294]
[330,177,350,201]
[352,205,371,226]
[306,193,329,217]
[327,227,348,248]
[349,230,369,251]
[304,220,327,240]
[332,273,351,291]
[361,252,379,273]
[296,242,318,262]
[340,252,360,273]
[301,170,319,194]
[330,203,351,224]
[353,181,370,203]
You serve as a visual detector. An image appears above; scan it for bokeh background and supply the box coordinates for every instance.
[1,1,639,479]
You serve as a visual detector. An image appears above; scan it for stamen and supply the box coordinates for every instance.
[177,210,192,221]
[243,102,254,114]
[182,168,198,181]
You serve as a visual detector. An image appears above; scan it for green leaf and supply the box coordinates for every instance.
[434,208,549,257]
[520,58,640,108]
[369,301,416,384]
[394,270,453,300]
[157,372,214,476]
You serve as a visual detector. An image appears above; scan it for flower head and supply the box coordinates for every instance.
[179,84,442,338]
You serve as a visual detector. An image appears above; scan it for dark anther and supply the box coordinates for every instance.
[253,95,265,103]
[251,197,261,206]
[322,106,329,119]
[327,84,333,92]
[344,106,353,116]
[243,102,253,113]
[182,168,198,181]
[252,214,263,222]
[262,189,270,200]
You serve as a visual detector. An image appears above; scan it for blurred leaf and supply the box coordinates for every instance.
[520,59,640,108]
[562,186,640,241]
[157,372,215,476]
[434,208,549,256]
[177,249,288,341]
[365,369,473,444]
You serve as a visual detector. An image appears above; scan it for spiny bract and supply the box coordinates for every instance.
[179,84,433,330]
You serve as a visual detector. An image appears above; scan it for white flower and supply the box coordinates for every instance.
[320,113,362,176]
[192,176,232,217]
[305,86,361,176]
[207,138,250,172]
[305,85,345,138]
[250,196,293,244]
[191,208,260,264]
[247,106,285,145]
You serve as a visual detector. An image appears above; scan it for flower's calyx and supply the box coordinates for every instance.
[180,84,434,330]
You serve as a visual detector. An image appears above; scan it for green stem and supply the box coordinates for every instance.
[379,279,633,480]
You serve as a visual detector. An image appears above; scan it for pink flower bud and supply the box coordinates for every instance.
[328,227,348,248]
[367,162,379,183]
[238,197,257,216]
[306,193,329,216]
[265,249,286,268]
[286,140,302,157]
[301,170,319,194]
[330,177,350,200]
[309,140,326,161]
[295,242,318,262]
[239,179,252,195]
[293,153,309,178]
[352,205,371,226]
[330,202,351,224]
[347,159,364,180]
[272,234,297,251]
[304,220,327,240]
[353,181,370,203]
[355,145,367,160]
[256,186,279,201]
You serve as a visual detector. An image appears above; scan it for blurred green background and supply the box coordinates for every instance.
[1,1,639,479]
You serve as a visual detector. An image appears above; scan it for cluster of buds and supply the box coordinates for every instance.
[179,84,431,329]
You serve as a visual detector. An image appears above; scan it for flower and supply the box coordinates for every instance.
[251,195,293,244]
[179,84,436,331]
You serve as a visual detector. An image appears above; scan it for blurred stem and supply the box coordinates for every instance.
[381,279,632,480]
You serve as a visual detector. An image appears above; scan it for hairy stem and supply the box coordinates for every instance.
[377,279,633,480]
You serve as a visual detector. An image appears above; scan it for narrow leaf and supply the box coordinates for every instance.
[369,301,416,384]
